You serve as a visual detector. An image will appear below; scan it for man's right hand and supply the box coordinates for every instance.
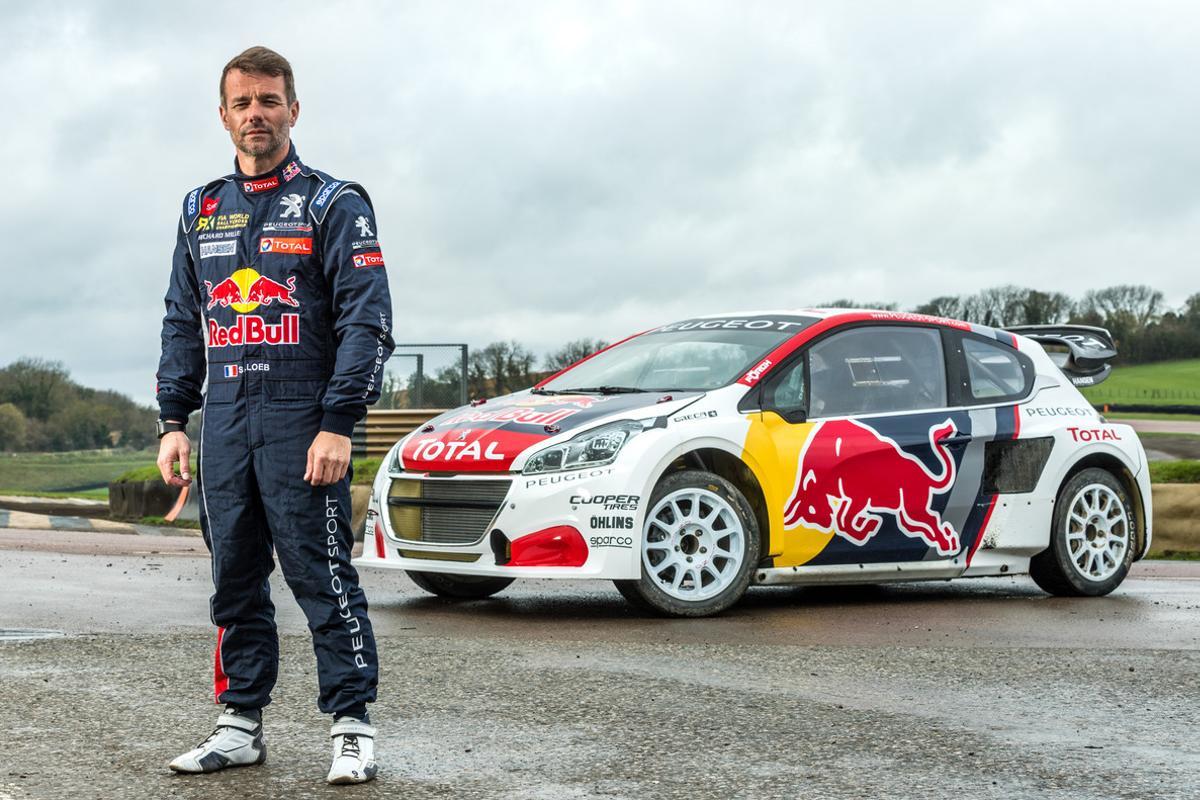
[158,430,193,487]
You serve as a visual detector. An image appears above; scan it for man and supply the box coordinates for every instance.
[155,46,394,785]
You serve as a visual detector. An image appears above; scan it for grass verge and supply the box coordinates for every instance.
[1148,460,1200,484]
[139,516,202,530]
[1146,550,1200,561]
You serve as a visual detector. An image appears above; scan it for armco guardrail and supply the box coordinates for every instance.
[353,409,445,459]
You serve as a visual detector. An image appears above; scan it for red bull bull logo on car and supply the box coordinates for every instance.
[203,268,301,348]
[783,418,961,555]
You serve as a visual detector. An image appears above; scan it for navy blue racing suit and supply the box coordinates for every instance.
[156,144,394,717]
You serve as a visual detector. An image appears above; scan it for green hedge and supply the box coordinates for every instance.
[1148,460,1200,484]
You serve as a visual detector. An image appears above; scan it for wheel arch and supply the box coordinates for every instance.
[652,444,771,566]
[1054,451,1148,559]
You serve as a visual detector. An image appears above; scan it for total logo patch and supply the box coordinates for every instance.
[260,237,313,255]
[243,175,280,193]
[352,251,385,269]
[200,241,237,259]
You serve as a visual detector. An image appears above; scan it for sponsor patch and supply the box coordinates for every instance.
[186,189,199,217]
[262,221,313,233]
[196,212,250,233]
[200,241,238,259]
[198,230,242,241]
[282,161,300,182]
[1025,406,1092,418]
[313,180,341,208]
[589,516,634,530]
[260,237,313,255]
[278,193,306,218]
[243,175,280,193]
[355,215,374,237]
[224,364,240,378]
[351,251,385,269]
[201,197,221,216]
[351,239,379,250]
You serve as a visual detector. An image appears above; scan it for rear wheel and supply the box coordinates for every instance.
[614,469,760,617]
[405,571,515,599]
[1030,468,1135,596]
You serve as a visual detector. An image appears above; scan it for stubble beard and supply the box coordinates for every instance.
[235,124,288,160]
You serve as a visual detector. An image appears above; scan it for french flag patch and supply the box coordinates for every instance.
[224,364,240,378]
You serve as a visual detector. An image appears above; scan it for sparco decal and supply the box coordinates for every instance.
[208,315,300,348]
[590,516,634,530]
[1067,427,1122,442]
[589,534,634,548]
[325,495,369,670]
[409,438,504,462]
[1025,406,1092,418]
[572,494,640,511]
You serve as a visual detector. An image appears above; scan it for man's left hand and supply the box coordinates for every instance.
[305,431,352,486]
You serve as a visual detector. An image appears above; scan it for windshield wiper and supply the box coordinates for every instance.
[553,386,648,395]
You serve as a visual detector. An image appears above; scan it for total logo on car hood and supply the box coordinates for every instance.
[399,391,702,472]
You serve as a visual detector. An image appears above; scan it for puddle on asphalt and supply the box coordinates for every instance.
[0,629,65,642]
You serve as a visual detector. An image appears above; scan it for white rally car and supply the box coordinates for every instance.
[360,310,1151,617]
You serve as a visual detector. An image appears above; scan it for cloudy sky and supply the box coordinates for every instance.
[1,1,1197,404]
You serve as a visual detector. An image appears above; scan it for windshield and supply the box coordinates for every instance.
[540,315,815,393]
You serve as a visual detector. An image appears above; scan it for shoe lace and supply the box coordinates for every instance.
[198,726,222,748]
[339,734,362,759]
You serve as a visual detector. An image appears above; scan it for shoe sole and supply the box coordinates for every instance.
[169,743,267,774]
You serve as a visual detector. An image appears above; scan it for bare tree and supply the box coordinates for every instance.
[913,296,963,319]
[544,338,610,372]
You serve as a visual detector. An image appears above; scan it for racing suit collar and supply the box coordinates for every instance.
[234,143,303,195]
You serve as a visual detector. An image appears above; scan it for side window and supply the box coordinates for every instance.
[761,358,806,420]
[808,326,946,417]
[962,338,1028,401]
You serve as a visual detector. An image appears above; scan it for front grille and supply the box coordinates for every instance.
[387,477,511,545]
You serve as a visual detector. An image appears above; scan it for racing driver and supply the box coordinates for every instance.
[155,46,394,784]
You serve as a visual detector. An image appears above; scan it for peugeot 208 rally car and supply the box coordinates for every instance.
[359,310,1151,617]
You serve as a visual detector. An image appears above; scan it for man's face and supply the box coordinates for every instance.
[219,69,298,161]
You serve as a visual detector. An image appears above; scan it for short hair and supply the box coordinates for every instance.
[220,46,296,106]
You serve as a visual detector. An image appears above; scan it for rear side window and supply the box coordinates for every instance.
[963,338,1028,401]
[807,326,946,417]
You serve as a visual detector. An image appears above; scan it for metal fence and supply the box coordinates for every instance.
[352,408,446,459]
[379,344,468,410]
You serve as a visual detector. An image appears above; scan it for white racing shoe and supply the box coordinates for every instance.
[326,717,378,785]
[168,709,267,774]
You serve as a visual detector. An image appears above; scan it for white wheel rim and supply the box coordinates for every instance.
[1065,484,1129,582]
[643,488,746,602]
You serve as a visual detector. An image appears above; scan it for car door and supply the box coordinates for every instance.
[755,324,975,566]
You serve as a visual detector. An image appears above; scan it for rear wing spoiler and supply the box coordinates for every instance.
[1005,325,1117,387]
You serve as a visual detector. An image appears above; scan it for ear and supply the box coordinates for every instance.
[289,100,300,128]
[219,104,230,131]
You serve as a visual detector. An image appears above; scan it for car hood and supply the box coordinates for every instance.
[398,390,703,472]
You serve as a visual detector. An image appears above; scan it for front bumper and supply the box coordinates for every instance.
[358,463,646,580]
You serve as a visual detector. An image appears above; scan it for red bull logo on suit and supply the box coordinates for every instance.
[783,418,961,555]
[203,268,301,348]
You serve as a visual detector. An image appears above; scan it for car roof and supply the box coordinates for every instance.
[679,308,1009,339]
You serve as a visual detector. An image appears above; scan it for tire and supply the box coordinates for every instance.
[1030,467,1136,597]
[613,469,760,617]
[405,570,515,600]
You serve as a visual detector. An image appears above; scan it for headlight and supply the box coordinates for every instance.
[389,440,405,473]
[523,420,644,475]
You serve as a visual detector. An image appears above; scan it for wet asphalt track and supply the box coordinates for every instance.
[0,527,1198,800]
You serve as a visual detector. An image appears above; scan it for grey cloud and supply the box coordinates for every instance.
[1,1,1197,405]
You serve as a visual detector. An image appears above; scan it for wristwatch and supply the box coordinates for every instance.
[156,419,187,439]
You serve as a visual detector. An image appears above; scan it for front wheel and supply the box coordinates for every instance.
[405,571,515,600]
[1030,468,1136,597]
[614,469,760,617]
